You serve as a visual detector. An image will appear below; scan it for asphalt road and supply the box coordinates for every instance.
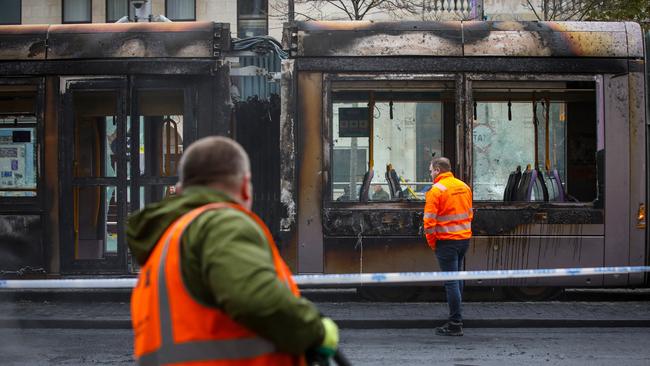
[1,328,649,365]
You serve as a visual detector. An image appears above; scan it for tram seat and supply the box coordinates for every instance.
[503,166,522,201]
[525,168,549,202]
[515,168,532,201]
[503,172,515,201]
[386,168,403,200]
[359,169,374,202]
[547,169,565,202]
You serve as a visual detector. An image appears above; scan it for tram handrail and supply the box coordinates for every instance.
[1,266,648,289]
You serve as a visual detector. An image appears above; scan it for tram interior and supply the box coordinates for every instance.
[331,81,455,202]
[472,81,598,206]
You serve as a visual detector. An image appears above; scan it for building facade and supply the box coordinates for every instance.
[0,0,267,38]
[2,1,545,41]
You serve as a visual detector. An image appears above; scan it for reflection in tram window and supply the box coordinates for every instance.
[331,91,444,202]
[0,86,38,197]
[137,90,184,178]
[472,82,597,204]
[72,91,120,258]
[73,91,119,178]
[136,90,184,209]
[74,185,118,259]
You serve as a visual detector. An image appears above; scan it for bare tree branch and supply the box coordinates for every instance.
[527,0,543,20]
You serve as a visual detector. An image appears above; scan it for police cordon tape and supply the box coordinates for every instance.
[0,266,649,289]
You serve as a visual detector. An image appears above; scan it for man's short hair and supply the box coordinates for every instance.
[179,136,250,189]
[431,157,451,173]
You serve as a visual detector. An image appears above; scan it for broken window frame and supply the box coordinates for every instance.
[323,73,461,207]
[466,73,604,207]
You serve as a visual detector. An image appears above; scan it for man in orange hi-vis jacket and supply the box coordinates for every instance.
[128,136,338,366]
[423,157,473,336]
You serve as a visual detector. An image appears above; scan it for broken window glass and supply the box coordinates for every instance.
[331,84,448,202]
[472,81,597,204]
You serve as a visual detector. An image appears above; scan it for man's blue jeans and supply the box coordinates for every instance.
[435,239,470,322]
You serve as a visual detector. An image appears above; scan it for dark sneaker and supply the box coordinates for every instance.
[435,321,463,336]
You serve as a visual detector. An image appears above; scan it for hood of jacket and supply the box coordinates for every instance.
[126,186,236,266]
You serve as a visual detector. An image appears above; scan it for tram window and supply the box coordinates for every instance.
[0,86,38,197]
[73,91,119,178]
[472,82,597,204]
[331,87,446,202]
[137,90,184,179]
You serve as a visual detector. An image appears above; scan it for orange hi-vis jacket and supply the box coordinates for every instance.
[131,202,304,366]
[423,171,473,249]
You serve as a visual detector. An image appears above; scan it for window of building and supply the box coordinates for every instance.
[471,81,598,204]
[331,81,452,202]
[166,0,195,21]
[106,0,129,22]
[238,0,268,37]
[0,85,38,197]
[0,0,21,25]
[63,0,92,23]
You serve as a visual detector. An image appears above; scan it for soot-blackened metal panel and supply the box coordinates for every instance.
[604,74,630,286]
[280,60,297,232]
[235,96,282,238]
[323,207,603,237]
[0,25,48,60]
[47,22,225,59]
[466,236,604,287]
[286,21,636,59]
[463,21,628,57]
[0,215,44,275]
[297,72,324,273]
[290,21,462,57]
[627,67,646,285]
[324,237,437,273]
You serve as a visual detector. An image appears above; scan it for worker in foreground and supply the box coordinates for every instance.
[423,157,473,336]
[127,136,338,365]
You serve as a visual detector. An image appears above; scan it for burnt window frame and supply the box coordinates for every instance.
[323,73,460,207]
[0,78,45,209]
[467,73,604,207]
[165,0,196,21]
[62,0,93,24]
[0,0,22,25]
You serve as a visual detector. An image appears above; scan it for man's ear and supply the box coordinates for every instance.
[240,174,252,207]
[174,182,183,195]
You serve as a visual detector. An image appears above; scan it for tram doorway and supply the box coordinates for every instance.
[60,77,193,273]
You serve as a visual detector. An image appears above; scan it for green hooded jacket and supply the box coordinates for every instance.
[126,186,324,355]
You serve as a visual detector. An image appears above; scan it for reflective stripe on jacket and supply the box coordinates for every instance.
[131,202,304,366]
[423,172,473,249]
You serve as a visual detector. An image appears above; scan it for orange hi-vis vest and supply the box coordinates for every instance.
[131,202,304,366]
[423,172,473,249]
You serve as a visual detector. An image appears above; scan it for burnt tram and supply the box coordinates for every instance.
[278,21,649,295]
[0,21,233,275]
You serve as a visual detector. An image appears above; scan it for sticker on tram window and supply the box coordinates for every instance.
[0,147,17,158]
[338,107,370,137]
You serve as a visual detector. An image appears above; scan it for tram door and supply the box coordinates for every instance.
[61,78,129,272]
[61,79,192,273]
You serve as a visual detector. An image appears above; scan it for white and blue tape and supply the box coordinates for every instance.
[0,266,649,289]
